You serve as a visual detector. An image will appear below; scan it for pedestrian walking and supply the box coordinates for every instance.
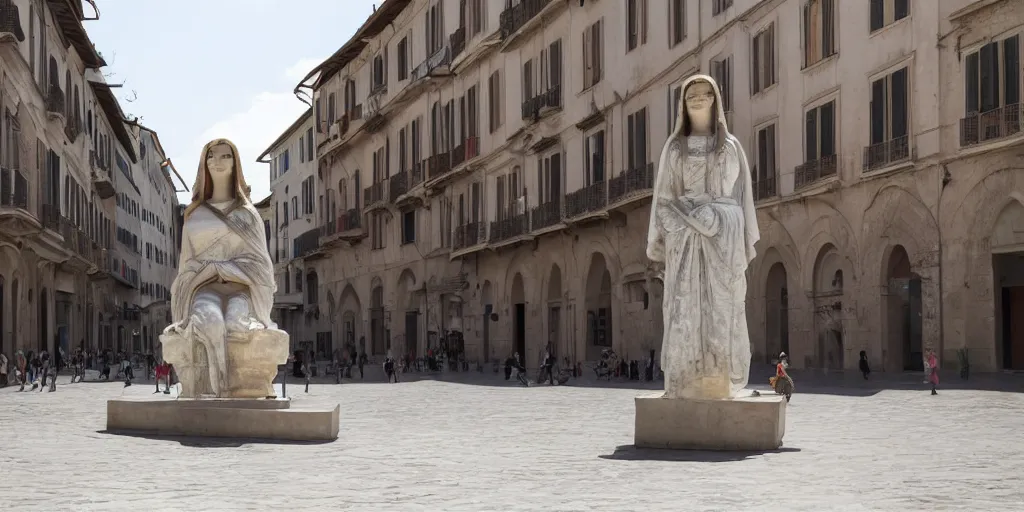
[859,350,871,380]
[926,349,939,395]
[0,352,8,388]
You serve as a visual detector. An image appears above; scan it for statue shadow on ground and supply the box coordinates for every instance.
[599,444,800,463]
[96,430,335,448]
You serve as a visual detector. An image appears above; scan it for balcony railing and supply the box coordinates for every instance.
[0,167,28,208]
[565,181,607,218]
[363,181,386,207]
[453,221,485,250]
[348,104,363,122]
[862,135,910,171]
[426,152,453,181]
[411,45,452,82]
[794,154,838,189]
[410,160,425,188]
[488,213,530,243]
[521,84,562,119]
[293,229,321,258]
[320,208,362,238]
[46,85,65,117]
[389,170,408,202]
[529,200,561,231]
[41,203,60,230]
[960,103,1022,147]
[450,27,466,60]
[450,143,466,168]
[0,1,25,40]
[607,163,654,204]
[500,0,552,40]
[752,174,777,201]
[64,115,81,142]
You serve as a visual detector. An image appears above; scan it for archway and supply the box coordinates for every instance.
[991,200,1024,370]
[812,244,845,370]
[10,279,17,353]
[884,245,923,371]
[370,278,385,355]
[480,280,493,362]
[584,253,612,361]
[546,264,562,359]
[510,273,525,362]
[339,284,362,357]
[764,262,790,363]
[396,269,419,358]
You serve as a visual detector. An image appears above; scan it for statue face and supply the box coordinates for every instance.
[684,81,715,118]
[205,143,235,178]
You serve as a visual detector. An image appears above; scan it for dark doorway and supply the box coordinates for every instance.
[483,304,492,363]
[1002,286,1024,370]
[548,305,561,359]
[39,288,48,353]
[514,303,526,361]
[905,277,924,370]
[0,276,4,357]
[405,310,419,357]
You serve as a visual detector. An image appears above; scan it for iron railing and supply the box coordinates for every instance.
[752,174,777,201]
[363,181,386,207]
[41,203,60,230]
[293,229,321,258]
[607,163,654,204]
[46,85,65,116]
[450,26,466,60]
[529,200,561,231]
[411,45,452,82]
[794,154,838,189]
[521,83,562,120]
[0,167,28,208]
[453,221,485,250]
[565,181,607,218]
[488,213,529,243]
[389,170,409,202]
[500,0,551,40]
[862,135,910,171]
[960,103,1022,147]
[426,152,453,181]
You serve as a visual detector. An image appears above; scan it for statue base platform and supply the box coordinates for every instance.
[106,397,339,442]
[634,393,786,451]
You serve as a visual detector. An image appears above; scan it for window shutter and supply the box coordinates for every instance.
[752,34,761,94]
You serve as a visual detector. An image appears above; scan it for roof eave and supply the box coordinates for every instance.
[88,80,138,163]
[256,108,313,163]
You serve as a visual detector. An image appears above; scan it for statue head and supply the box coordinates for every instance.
[672,74,730,148]
[184,138,252,219]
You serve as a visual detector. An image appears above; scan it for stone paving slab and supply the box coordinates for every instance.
[1,374,1022,511]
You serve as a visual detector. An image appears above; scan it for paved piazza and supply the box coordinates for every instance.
[1,372,1023,511]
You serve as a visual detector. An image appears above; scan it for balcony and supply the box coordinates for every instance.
[450,136,480,169]
[389,170,408,203]
[0,167,35,236]
[364,86,388,133]
[450,27,466,60]
[529,200,562,232]
[521,84,562,120]
[319,208,365,245]
[0,1,24,41]
[862,135,911,172]
[453,221,485,250]
[64,115,81,142]
[960,103,1022,147]
[41,203,60,231]
[293,228,325,260]
[794,154,838,189]
[46,84,65,119]
[607,163,654,206]
[349,104,363,122]
[363,181,386,211]
[500,0,552,44]
[426,152,453,182]
[488,213,530,244]
[752,174,777,202]
[565,181,607,219]
[411,45,452,82]
[90,150,115,199]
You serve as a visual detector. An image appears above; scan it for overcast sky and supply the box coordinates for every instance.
[85,0,380,203]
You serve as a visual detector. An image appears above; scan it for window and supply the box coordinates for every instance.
[425,2,444,54]
[462,0,484,37]
[522,59,534,103]
[306,127,314,160]
[372,53,387,91]
[584,130,605,185]
[802,0,836,68]
[962,35,1021,145]
[543,39,562,92]
[801,99,837,187]
[626,0,648,52]
[299,135,305,163]
[283,149,290,171]
[754,124,777,200]
[668,83,682,131]
[439,196,452,248]
[537,151,562,204]
[327,93,336,126]
[371,212,386,249]
[626,108,648,172]
[315,98,322,132]
[401,210,416,244]
[869,0,908,32]
[583,20,603,89]
[291,197,298,219]
[869,67,909,146]
[711,56,733,114]
[488,70,502,132]
[712,0,733,16]
[397,36,409,81]
[751,23,777,95]
[669,0,685,47]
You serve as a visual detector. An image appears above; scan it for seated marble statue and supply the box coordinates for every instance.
[161,138,288,398]
[646,74,760,400]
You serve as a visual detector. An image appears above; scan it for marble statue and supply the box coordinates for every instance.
[160,139,289,398]
[646,74,760,400]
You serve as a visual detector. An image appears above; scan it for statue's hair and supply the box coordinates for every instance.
[183,138,252,220]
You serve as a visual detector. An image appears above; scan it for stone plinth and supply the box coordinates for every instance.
[160,327,289,398]
[634,393,786,451]
[107,397,339,442]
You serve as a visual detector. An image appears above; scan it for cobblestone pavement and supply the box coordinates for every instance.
[1,372,1023,512]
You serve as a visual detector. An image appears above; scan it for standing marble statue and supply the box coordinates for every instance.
[161,139,289,398]
[646,74,760,400]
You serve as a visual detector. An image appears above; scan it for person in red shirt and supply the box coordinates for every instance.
[154,361,171,394]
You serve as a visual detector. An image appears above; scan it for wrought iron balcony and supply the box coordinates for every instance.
[607,163,654,204]
[450,142,466,168]
[862,135,910,171]
[389,170,408,202]
[293,228,322,258]
[0,167,28,208]
[41,203,60,231]
[410,160,425,187]
[453,221,485,250]
[411,45,452,82]
[450,27,466,60]
[794,154,838,189]
[521,84,562,119]
[960,103,1022,147]
[363,181,386,207]
[565,181,607,219]
[64,115,81,142]
[752,174,777,201]
[500,0,551,40]
[46,84,64,117]
[488,213,530,243]
[0,1,25,41]
[529,200,561,231]
[426,152,453,181]
[348,104,363,121]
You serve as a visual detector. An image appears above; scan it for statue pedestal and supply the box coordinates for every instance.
[634,393,786,451]
[160,327,289,398]
[106,396,339,442]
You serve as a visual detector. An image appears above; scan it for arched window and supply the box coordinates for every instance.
[73,86,81,126]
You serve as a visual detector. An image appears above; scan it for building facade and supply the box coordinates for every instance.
[0,0,180,360]
[258,109,321,354]
[289,0,1024,372]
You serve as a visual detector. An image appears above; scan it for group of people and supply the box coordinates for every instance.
[1,350,59,391]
